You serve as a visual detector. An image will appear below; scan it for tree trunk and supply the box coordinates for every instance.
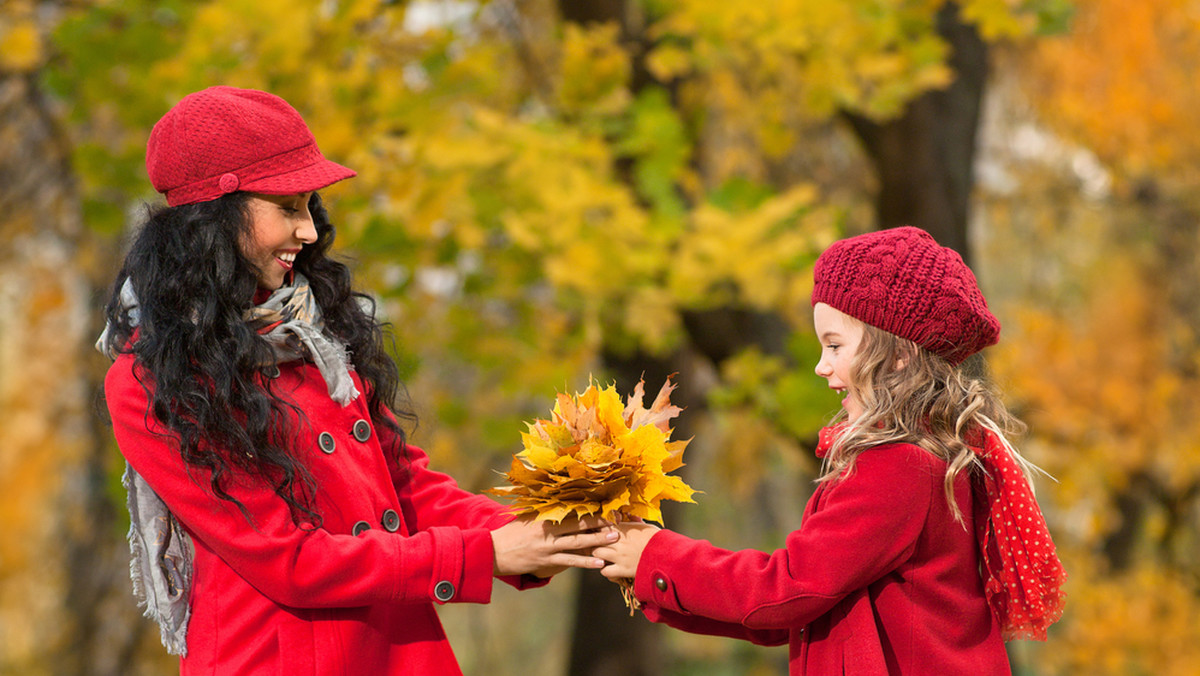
[558,3,990,673]
[843,1,987,261]
[570,347,720,676]
[0,72,79,673]
[553,3,675,674]
[567,351,673,676]
[0,68,167,676]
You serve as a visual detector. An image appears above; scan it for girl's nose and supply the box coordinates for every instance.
[814,358,832,378]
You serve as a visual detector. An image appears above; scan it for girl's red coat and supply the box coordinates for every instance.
[106,355,540,675]
[633,443,1010,675]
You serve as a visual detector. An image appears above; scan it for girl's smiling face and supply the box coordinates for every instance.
[813,302,865,422]
[242,192,317,290]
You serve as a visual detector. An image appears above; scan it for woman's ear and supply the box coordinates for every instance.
[894,347,912,372]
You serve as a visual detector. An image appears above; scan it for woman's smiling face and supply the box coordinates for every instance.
[241,192,317,290]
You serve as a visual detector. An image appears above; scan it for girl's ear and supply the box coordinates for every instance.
[894,346,913,372]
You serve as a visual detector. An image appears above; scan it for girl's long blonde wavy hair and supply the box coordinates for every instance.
[819,317,1041,523]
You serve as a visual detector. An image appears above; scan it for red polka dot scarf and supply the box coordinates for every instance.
[815,425,1067,640]
[969,427,1067,640]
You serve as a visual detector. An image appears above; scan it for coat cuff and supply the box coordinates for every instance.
[499,573,553,590]
[485,508,520,530]
[425,526,496,605]
[634,529,691,615]
[639,599,668,623]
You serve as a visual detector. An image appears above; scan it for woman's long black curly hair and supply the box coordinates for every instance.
[104,191,415,526]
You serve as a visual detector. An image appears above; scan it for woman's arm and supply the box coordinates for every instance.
[380,421,518,534]
[377,410,608,583]
[106,357,604,609]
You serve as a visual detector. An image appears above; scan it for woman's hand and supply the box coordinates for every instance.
[491,515,616,577]
[593,521,660,580]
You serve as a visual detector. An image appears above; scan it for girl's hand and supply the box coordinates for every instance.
[491,515,616,577]
[593,521,660,580]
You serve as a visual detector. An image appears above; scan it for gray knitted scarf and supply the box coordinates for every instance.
[96,273,359,655]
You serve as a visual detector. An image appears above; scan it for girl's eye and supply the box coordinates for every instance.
[825,343,840,351]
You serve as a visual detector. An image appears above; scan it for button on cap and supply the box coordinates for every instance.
[381,509,401,532]
[655,576,667,592]
[352,521,371,536]
[434,581,456,602]
[318,432,336,454]
[218,172,240,193]
[352,419,371,442]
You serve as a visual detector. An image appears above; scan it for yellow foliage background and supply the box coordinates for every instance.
[3,0,1199,674]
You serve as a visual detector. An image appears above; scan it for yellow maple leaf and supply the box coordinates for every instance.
[488,376,699,612]
[490,376,696,524]
[482,372,700,583]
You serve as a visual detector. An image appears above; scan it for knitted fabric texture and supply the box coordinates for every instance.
[812,226,999,364]
[146,86,356,206]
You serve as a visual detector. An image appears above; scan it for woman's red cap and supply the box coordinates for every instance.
[811,226,1000,365]
[145,86,356,207]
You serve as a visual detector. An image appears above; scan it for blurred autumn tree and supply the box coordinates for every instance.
[10,0,1198,674]
[1,1,178,675]
[975,0,1200,671]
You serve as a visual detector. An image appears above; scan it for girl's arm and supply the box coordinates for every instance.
[599,444,937,630]
[639,603,789,646]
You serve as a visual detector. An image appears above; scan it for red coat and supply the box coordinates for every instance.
[633,443,1010,675]
[106,354,541,675]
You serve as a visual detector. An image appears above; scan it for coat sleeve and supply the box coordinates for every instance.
[633,444,938,630]
[639,603,788,646]
[106,357,500,609]
[377,408,549,591]
[380,428,513,533]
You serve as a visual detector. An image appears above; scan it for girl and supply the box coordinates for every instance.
[595,227,1066,674]
[98,86,612,674]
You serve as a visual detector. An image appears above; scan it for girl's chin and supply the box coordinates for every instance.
[843,402,863,423]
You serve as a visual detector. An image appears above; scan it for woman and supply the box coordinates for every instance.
[99,86,611,674]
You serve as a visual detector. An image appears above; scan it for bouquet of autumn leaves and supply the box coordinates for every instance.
[488,377,697,611]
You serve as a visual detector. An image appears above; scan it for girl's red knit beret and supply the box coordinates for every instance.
[811,226,1000,365]
[146,86,356,207]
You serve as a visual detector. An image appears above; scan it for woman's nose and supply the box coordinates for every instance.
[296,211,318,244]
